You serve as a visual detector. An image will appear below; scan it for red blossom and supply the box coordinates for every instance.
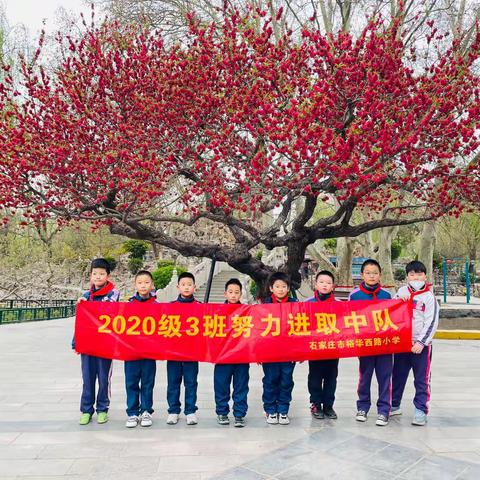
[0,7,478,235]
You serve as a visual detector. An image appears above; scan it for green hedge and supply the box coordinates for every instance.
[152,265,187,290]
[157,259,175,268]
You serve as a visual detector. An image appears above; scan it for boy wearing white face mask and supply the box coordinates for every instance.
[392,261,439,426]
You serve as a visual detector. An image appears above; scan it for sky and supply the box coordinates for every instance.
[3,0,90,34]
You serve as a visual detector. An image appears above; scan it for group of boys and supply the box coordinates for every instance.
[75,257,439,429]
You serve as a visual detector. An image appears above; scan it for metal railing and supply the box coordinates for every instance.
[0,299,76,309]
[0,302,76,324]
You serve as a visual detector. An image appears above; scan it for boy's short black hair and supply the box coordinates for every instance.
[178,272,195,283]
[361,258,382,273]
[90,258,111,274]
[315,270,335,283]
[135,270,153,280]
[268,271,291,288]
[405,260,427,274]
[225,278,242,291]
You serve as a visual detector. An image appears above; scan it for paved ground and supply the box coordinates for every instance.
[439,296,480,309]
[1,318,480,480]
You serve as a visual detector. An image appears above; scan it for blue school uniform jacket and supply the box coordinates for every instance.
[305,292,339,302]
[348,283,392,301]
[262,295,298,303]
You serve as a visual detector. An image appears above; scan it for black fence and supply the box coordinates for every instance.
[0,299,76,310]
[0,301,76,324]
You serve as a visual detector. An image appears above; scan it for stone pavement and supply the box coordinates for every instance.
[1,318,480,480]
[439,296,480,309]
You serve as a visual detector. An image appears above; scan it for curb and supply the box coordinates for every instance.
[434,330,480,340]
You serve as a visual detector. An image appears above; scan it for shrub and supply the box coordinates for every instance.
[249,279,257,298]
[391,240,402,261]
[324,238,337,252]
[152,265,187,290]
[459,271,478,285]
[394,268,406,281]
[157,259,175,268]
[122,240,149,259]
[433,252,443,270]
[128,257,144,275]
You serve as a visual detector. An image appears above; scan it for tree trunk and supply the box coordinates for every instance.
[418,221,436,282]
[336,237,354,286]
[377,225,399,286]
[363,230,376,258]
[285,237,308,293]
[150,241,160,260]
[306,242,336,272]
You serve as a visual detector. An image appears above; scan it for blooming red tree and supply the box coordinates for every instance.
[0,7,479,291]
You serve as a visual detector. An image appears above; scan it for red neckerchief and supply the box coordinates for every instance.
[408,283,431,301]
[314,291,335,302]
[89,281,114,300]
[359,282,382,300]
[272,294,289,303]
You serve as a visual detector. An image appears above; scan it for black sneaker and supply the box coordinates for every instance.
[376,414,389,426]
[217,415,229,425]
[356,410,367,422]
[234,417,246,428]
[310,403,324,419]
[323,406,338,419]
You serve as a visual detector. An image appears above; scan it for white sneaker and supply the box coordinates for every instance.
[125,415,139,428]
[278,414,290,425]
[140,411,153,427]
[355,410,368,422]
[166,413,179,425]
[266,413,278,424]
[412,408,427,426]
[390,407,402,416]
[376,414,389,426]
[186,413,198,425]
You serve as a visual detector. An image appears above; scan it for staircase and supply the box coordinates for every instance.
[195,269,250,303]
[196,270,312,303]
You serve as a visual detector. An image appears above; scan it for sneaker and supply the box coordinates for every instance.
[97,412,108,424]
[310,403,324,419]
[166,413,179,425]
[186,413,198,425]
[140,411,153,427]
[278,414,290,425]
[266,413,278,424]
[391,407,402,416]
[323,406,338,419]
[412,408,427,426]
[356,410,367,422]
[234,417,246,428]
[376,414,389,426]
[125,415,139,428]
[79,413,91,425]
[217,415,229,425]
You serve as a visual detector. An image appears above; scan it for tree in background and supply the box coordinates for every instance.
[121,239,150,274]
[437,213,480,262]
[0,5,479,294]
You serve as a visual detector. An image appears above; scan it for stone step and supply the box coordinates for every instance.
[195,269,250,303]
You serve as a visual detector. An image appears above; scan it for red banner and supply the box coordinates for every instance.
[75,300,412,362]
